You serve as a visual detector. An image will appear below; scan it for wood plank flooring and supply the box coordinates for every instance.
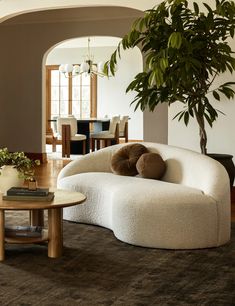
[35,159,235,222]
[34,159,70,188]
[232,204,235,222]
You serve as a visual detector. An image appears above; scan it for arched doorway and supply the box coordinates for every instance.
[44,36,143,155]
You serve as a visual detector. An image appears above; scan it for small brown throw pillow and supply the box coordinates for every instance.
[136,152,166,179]
[111,143,149,176]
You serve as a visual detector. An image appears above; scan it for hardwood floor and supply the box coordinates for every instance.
[35,159,235,222]
[232,204,235,222]
[34,159,70,188]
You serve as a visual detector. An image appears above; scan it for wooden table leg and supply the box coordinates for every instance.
[0,210,5,261]
[48,208,63,258]
[30,210,44,227]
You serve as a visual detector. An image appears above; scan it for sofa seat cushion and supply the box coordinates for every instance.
[57,133,86,141]
[90,131,115,138]
[58,172,217,248]
[58,172,206,202]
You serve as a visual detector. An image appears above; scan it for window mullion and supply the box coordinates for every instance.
[80,75,82,118]
[59,72,61,116]
[90,74,97,118]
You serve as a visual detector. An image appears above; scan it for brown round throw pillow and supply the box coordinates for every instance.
[111,143,149,176]
[136,152,166,179]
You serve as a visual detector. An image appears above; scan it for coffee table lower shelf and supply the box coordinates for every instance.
[5,229,48,244]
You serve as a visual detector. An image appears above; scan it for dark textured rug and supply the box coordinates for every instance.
[0,212,234,306]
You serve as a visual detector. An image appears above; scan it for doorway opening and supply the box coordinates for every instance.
[44,36,143,158]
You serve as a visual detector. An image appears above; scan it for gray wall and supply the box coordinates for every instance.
[144,104,168,144]
[0,6,168,153]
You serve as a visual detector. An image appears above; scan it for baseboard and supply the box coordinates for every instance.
[25,153,47,164]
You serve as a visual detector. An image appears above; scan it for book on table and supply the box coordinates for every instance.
[5,226,43,238]
[7,187,49,196]
[3,192,55,202]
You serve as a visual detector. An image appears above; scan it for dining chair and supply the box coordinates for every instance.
[90,116,120,151]
[51,115,59,152]
[57,117,87,157]
[46,116,59,153]
[46,132,57,153]
[119,116,129,143]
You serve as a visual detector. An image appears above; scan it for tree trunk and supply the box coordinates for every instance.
[193,107,207,154]
[199,126,207,155]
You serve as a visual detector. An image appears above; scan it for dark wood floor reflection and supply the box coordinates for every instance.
[34,159,70,188]
[232,204,235,222]
[35,159,235,222]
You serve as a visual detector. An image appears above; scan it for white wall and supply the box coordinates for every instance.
[97,47,143,140]
[46,44,143,140]
[167,0,235,159]
[168,41,235,165]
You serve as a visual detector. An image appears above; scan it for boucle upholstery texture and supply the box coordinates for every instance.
[57,142,231,249]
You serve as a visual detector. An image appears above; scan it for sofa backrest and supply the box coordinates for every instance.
[135,143,229,203]
[57,142,230,203]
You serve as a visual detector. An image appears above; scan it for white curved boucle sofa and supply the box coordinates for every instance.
[57,142,231,249]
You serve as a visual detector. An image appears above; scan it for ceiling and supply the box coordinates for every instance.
[0,1,218,23]
[0,0,158,22]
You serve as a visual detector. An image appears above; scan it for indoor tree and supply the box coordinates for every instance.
[104,0,235,154]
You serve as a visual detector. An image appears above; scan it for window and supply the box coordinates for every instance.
[46,65,97,134]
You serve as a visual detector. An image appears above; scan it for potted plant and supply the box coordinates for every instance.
[104,0,235,185]
[0,148,40,194]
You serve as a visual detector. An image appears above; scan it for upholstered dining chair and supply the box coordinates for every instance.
[57,117,87,157]
[119,116,129,143]
[90,116,120,151]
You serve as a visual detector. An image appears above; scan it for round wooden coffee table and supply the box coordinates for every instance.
[0,189,86,261]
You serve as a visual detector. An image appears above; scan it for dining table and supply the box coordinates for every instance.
[75,117,110,154]
[48,117,110,154]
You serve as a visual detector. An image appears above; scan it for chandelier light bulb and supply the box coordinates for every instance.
[97,61,105,73]
[92,64,98,72]
[73,65,80,74]
[59,64,66,73]
[65,64,73,73]
[80,61,89,73]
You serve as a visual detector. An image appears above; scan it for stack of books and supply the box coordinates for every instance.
[3,187,54,201]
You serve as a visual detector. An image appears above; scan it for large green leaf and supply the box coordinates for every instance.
[213,91,220,101]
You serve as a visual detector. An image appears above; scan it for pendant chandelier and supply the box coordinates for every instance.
[59,37,107,78]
